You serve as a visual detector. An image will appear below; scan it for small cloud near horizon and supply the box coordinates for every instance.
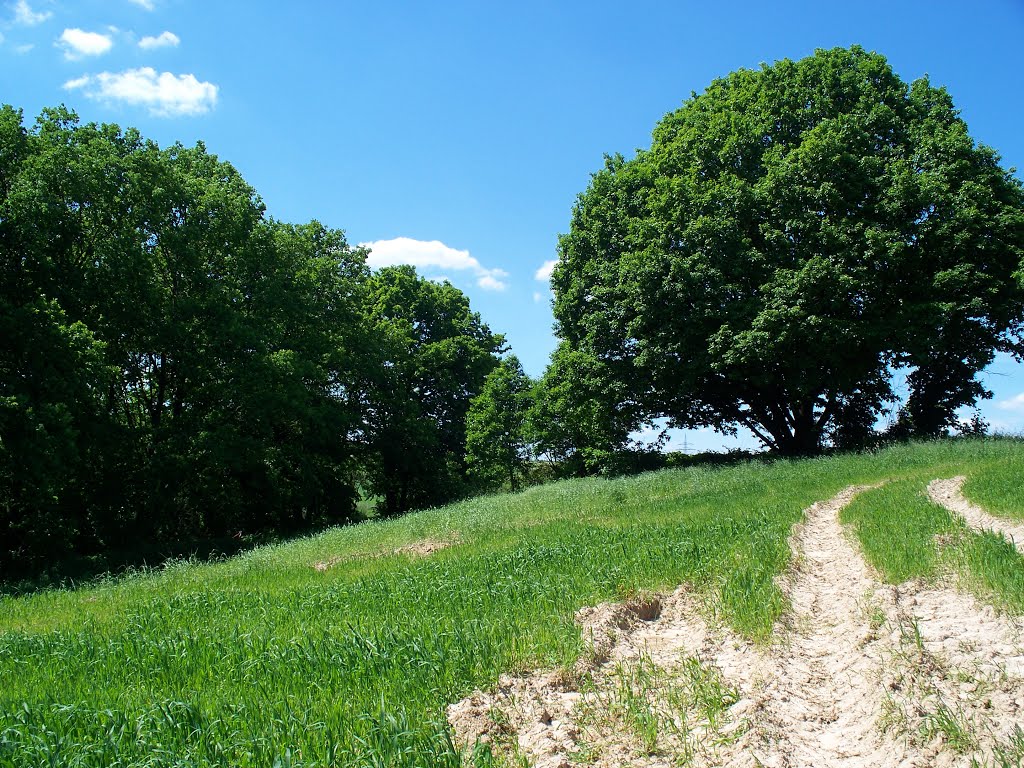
[64,67,218,117]
[360,237,509,292]
[996,392,1024,412]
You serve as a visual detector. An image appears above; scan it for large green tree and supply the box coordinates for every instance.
[1,106,372,571]
[465,355,534,491]
[552,46,1024,455]
[362,266,503,515]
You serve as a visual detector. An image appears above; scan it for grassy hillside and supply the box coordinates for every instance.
[1,439,1022,767]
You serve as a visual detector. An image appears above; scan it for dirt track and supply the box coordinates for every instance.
[448,483,1024,767]
[928,476,1024,553]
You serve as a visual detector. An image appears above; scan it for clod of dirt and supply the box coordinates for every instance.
[927,476,1024,553]
[393,538,453,557]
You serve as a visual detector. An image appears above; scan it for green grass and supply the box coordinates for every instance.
[841,463,1024,612]
[962,452,1024,521]
[1,438,1022,767]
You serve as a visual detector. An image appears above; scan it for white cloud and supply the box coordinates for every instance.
[128,0,155,9]
[476,274,507,292]
[15,43,34,53]
[63,74,89,89]
[59,28,113,59]
[139,30,179,49]
[64,67,219,117]
[534,259,557,281]
[360,237,509,291]
[533,291,543,303]
[13,0,51,25]
[996,392,1024,412]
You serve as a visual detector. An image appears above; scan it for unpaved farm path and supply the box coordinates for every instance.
[928,475,1024,553]
[742,484,919,767]
[449,484,1024,767]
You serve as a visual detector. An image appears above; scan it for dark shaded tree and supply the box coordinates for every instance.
[465,355,534,491]
[362,266,503,515]
[1,106,372,573]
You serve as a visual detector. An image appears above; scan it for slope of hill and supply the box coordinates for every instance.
[1,439,1022,767]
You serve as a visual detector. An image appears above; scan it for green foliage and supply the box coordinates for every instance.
[0,104,517,574]
[525,341,637,476]
[362,266,504,516]
[552,46,1024,456]
[466,355,534,491]
[0,107,381,574]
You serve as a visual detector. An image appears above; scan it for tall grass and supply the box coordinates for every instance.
[961,451,1024,520]
[0,439,1021,767]
[841,454,1024,612]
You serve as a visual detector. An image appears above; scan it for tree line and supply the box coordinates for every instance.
[4,47,1024,579]
[0,106,516,577]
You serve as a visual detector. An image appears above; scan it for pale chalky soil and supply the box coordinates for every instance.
[928,475,1024,553]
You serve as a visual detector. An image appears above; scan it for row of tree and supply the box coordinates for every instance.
[1,106,508,575]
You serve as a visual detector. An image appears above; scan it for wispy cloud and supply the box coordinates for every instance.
[360,237,509,292]
[534,259,557,281]
[138,30,179,49]
[12,0,51,26]
[996,392,1024,412]
[15,43,34,53]
[128,0,155,10]
[59,28,113,59]
[64,68,219,117]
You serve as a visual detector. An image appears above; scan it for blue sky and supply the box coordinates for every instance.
[2,0,1023,451]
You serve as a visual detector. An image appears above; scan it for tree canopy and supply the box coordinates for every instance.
[361,266,504,516]
[552,46,1024,455]
[465,354,534,491]
[1,106,503,576]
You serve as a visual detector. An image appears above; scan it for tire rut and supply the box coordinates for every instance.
[927,476,1024,553]
[733,484,924,768]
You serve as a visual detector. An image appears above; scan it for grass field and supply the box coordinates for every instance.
[1,439,1022,767]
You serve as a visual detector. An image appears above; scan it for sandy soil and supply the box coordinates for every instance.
[447,485,1024,767]
[312,537,454,571]
[928,476,1024,553]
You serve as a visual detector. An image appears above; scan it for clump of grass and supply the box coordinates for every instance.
[841,477,1024,611]
[840,480,957,583]
[974,725,1024,768]
[956,529,1024,613]
[578,653,740,762]
[962,454,1024,521]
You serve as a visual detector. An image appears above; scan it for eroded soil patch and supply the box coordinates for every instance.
[312,537,456,571]
[928,476,1024,553]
